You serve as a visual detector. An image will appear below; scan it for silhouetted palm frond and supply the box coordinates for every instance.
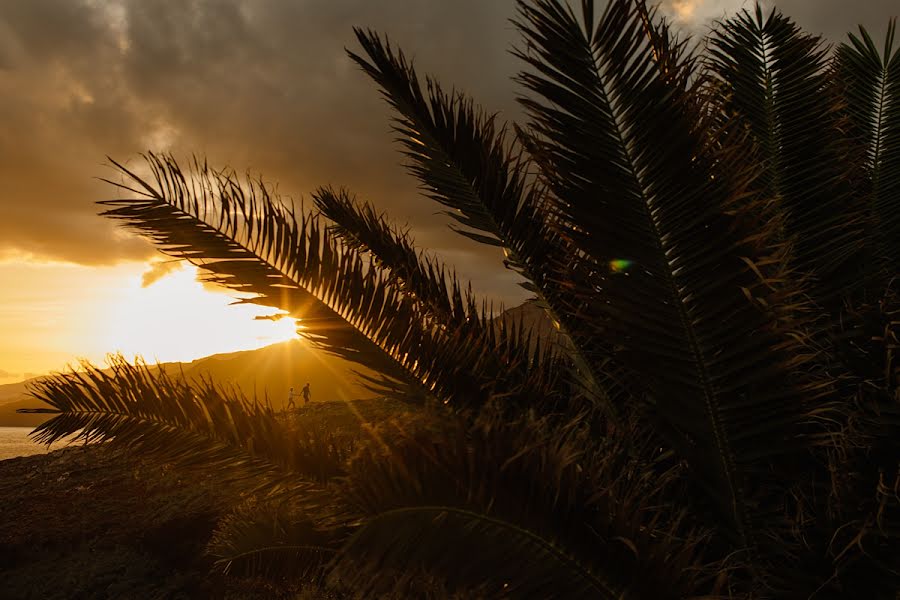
[513,0,839,552]
[313,186,477,329]
[101,154,563,413]
[349,29,618,417]
[313,186,594,419]
[835,19,900,290]
[26,357,348,488]
[102,154,425,401]
[707,5,870,310]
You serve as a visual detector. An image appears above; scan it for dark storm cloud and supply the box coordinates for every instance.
[0,0,151,262]
[0,0,896,296]
[0,0,520,283]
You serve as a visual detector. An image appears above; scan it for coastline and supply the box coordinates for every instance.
[0,426,52,462]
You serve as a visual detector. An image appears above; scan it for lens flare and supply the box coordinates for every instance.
[609,259,634,274]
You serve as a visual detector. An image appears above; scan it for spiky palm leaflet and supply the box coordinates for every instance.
[826,20,900,392]
[835,18,900,290]
[313,186,566,408]
[512,3,841,571]
[707,6,871,312]
[313,186,477,330]
[704,7,900,594]
[348,29,625,417]
[23,357,349,489]
[101,154,563,412]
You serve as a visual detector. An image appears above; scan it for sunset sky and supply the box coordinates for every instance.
[0,0,897,383]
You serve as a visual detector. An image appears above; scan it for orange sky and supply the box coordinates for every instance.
[0,258,298,383]
[0,0,896,384]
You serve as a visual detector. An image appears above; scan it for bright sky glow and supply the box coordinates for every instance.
[661,0,756,26]
[0,259,298,383]
[96,263,299,362]
[670,0,700,21]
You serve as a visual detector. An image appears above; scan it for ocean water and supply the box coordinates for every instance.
[0,426,56,461]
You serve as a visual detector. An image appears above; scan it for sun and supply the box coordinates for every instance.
[96,263,299,364]
[670,0,700,21]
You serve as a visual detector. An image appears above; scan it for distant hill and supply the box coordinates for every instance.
[2,300,556,427]
[175,339,374,406]
[496,298,555,337]
[0,340,374,427]
[0,380,38,426]
[0,379,30,407]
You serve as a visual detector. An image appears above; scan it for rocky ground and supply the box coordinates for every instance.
[0,445,273,600]
[0,399,416,600]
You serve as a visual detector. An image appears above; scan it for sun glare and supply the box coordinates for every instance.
[670,0,700,21]
[97,264,299,364]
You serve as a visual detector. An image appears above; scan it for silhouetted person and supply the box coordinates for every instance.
[287,387,297,410]
[301,383,311,405]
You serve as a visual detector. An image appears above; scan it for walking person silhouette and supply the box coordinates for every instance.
[301,383,311,405]
[287,387,297,411]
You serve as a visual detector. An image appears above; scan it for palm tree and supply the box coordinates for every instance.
[22,0,900,597]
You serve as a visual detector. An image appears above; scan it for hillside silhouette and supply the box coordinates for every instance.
[1,300,553,427]
[0,339,376,427]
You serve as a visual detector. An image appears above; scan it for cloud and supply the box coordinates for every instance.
[140,260,182,287]
[0,0,519,271]
[662,0,753,26]
[659,0,896,40]
[0,0,896,299]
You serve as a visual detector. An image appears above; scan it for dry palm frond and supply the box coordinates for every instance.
[328,408,711,599]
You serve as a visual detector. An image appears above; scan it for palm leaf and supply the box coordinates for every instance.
[835,19,900,290]
[314,186,597,419]
[100,154,560,412]
[706,6,870,309]
[208,498,341,584]
[313,186,477,329]
[512,0,838,545]
[334,507,617,599]
[348,29,620,417]
[23,357,348,488]
[101,154,423,401]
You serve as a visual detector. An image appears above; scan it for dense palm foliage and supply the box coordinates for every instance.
[23,1,900,597]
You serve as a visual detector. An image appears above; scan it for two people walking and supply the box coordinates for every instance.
[287,383,311,410]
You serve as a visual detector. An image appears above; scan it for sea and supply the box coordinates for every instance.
[0,426,59,461]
